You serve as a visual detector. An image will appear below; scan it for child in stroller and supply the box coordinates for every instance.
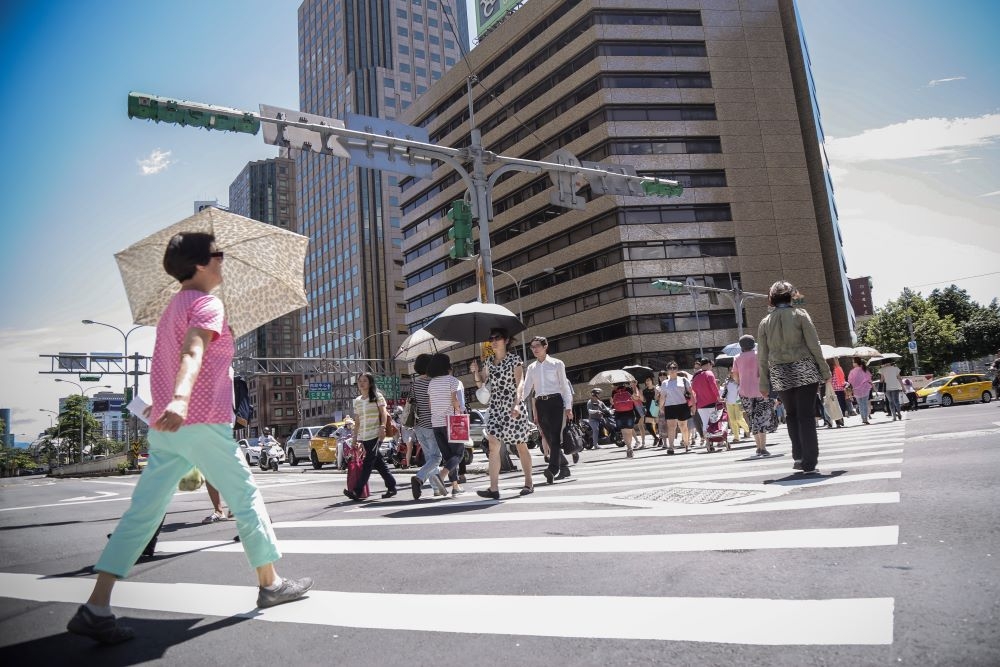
[704,401,730,452]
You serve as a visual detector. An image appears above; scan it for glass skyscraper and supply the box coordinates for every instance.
[296,0,468,419]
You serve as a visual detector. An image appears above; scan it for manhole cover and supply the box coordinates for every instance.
[613,486,765,504]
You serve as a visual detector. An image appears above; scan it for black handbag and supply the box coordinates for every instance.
[562,422,586,456]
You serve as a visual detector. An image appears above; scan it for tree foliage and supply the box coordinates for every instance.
[861,285,1000,374]
[54,395,103,463]
[858,289,958,375]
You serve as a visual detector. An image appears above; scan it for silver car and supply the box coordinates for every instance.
[284,426,322,466]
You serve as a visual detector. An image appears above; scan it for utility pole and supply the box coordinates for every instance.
[653,279,767,339]
[127,91,683,305]
[905,315,920,374]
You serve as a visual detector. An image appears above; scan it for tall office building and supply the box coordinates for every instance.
[398,0,855,407]
[228,157,302,440]
[296,0,469,419]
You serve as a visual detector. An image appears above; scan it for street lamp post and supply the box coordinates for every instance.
[54,379,111,463]
[82,320,145,447]
[491,267,528,362]
[39,408,61,465]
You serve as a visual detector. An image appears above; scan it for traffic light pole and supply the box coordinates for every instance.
[654,279,767,339]
[128,91,682,305]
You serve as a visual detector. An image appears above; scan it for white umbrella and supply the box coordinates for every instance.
[821,345,855,359]
[424,301,525,344]
[114,207,309,337]
[394,328,460,362]
[721,342,742,356]
[851,346,881,358]
[589,369,636,386]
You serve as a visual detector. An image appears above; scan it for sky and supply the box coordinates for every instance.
[1,0,997,443]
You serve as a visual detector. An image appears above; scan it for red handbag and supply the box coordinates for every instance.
[447,413,470,443]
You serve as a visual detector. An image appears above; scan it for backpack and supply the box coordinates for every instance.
[612,386,634,412]
[233,377,254,428]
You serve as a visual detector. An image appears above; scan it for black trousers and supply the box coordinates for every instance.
[433,427,464,483]
[535,395,570,476]
[353,437,397,496]
[780,383,820,472]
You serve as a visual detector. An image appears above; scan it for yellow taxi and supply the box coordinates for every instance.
[916,374,993,408]
[309,420,351,470]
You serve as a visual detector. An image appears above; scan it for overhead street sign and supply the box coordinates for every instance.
[259,104,350,158]
[344,113,433,179]
[308,381,333,400]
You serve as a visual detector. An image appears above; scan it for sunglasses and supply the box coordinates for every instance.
[488,334,504,342]
[210,251,224,260]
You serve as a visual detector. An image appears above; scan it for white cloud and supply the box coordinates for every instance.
[825,113,1000,163]
[137,148,173,175]
[927,76,966,87]
[979,190,1000,198]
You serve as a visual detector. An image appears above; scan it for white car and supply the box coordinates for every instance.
[238,438,261,466]
[284,426,322,466]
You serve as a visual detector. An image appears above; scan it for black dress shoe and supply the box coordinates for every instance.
[543,470,554,485]
[476,489,501,500]
[343,489,359,500]
[555,469,571,480]
[381,488,398,499]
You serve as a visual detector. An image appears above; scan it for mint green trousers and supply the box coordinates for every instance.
[95,423,281,577]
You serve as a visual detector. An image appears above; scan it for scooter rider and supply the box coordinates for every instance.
[257,427,281,469]
[586,388,611,449]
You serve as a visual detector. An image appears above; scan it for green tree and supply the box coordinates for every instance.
[858,288,958,375]
[928,286,1000,360]
[56,395,102,463]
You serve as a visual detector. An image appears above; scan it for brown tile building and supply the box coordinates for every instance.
[398,0,854,408]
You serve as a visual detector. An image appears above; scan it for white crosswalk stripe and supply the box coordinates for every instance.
[3,419,906,647]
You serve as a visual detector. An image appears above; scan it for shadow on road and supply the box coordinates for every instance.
[3,614,250,665]
[763,470,846,485]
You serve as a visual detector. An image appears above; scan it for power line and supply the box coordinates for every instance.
[908,271,1000,289]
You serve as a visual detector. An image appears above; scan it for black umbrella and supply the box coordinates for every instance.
[623,365,654,382]
[424,301,525,345]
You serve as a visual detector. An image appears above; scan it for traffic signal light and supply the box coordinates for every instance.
[447,200,473,259]
[651,279,687,295]
[122,387,133,418]
[641,179,684,197]
[128,92,260,135]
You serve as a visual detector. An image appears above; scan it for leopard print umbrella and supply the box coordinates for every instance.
[114,206,309,337]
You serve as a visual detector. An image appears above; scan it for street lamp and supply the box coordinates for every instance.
[83,320,146,445]
[54,379,111,463]
[491,267,528,362]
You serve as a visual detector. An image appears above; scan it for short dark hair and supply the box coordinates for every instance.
[530,335,548,347]
[769,280,795,306]
[666,362,678,370]
[739,334,756,352]
[413,353,432,375]
[427,353,452,378]
[698,357,713,366]
[163,232,215,282]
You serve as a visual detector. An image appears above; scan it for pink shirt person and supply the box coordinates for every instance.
[149,290,234,425]
[732,350,764,399]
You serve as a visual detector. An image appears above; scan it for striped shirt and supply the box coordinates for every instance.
[410,375,433,429]
[352,391,386,441]
[428,375,461,428]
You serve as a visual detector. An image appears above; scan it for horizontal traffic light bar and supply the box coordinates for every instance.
[128,92,260,135]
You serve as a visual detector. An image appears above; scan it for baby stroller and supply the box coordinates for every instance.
[704,402,730,452]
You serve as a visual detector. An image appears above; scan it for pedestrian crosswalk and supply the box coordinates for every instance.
[2,418,906,649]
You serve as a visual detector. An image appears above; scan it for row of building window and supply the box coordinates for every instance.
[406,199,731,291]
[417,3,702,130]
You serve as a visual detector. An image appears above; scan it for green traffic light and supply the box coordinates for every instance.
[641,180,684,197]
[651,279,687,295]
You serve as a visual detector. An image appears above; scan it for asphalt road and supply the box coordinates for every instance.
[1,401,998,666]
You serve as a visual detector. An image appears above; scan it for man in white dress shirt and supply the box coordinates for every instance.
[519,335,574,484]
